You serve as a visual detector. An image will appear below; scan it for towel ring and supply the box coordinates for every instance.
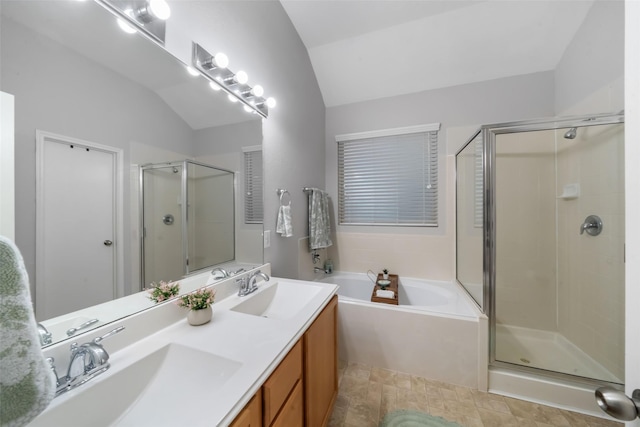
[277,189,291,206]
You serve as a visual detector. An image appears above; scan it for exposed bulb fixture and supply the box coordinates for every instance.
[192,42,273,118]
[201,52,229,70]
[235,71,248,85]
[117,15,138,34]
[251,85,264,97]
[186,66,200,77]
[135,0,171,22]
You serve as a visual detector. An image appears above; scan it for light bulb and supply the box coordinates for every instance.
[214,53,229,69]
[186,66,200,77]
[117,16,137,34]
[148,0,171,20]
[228,94,238,103]
[266,97,276,108]
[209,81,221,91]
[251,85,264,97]
[235,70,248,85]
[244,105,253,113]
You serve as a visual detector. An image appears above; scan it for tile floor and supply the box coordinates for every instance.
[329,361,622,427]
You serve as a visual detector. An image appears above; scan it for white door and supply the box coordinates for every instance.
[625,2,640,426]
[36,132,118,320]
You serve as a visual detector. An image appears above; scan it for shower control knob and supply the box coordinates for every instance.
[595,386,640,420]
[103,240,113,246]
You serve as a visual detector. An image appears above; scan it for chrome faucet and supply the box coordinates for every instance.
[49,326,125,397]
[237,270,270,297]
[211,267,229,279]
[37,323,52,346]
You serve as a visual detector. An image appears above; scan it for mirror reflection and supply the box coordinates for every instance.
[0,0,263,347]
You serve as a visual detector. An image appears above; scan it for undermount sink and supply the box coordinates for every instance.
[30,344,242,427]
[230,280,323,320]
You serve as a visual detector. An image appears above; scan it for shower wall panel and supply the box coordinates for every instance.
[495,131,557,331]
[556,123,625,381]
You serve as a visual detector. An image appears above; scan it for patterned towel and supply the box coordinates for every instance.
[308,188,333,250]
[276,204,293,237]
[0,236,55,427]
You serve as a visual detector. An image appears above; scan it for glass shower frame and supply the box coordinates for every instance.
[139,160,236,289]
[456,111,625,387]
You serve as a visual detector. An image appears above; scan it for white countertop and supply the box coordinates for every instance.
[31,273,338,427]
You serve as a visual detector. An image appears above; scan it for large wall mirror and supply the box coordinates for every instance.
[1,0,264,347]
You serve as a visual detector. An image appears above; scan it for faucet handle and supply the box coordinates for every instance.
[93,326,125,345]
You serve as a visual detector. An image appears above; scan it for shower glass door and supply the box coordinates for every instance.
[142,164,184,286]
[490,118,625,385]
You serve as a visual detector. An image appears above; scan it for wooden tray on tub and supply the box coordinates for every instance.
[370,274,398,305]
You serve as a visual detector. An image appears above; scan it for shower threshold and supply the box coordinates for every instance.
[495,324,622,384]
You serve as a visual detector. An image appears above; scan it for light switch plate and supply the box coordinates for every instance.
[263,230,271,248]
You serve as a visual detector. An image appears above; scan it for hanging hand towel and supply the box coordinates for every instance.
[308,189,333,250]
[0,236,56,427]
[276,204,293,237]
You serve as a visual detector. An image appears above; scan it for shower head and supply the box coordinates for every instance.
[564,127,577,139]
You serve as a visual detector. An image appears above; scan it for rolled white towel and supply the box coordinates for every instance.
[376,289,395,299]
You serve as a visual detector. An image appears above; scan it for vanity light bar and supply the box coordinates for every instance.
[96,0,169,45]
[191,42,269,118]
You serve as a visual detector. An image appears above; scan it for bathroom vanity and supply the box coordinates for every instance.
[32,266,338,427]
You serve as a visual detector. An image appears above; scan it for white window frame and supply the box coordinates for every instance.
[336,123,440,227]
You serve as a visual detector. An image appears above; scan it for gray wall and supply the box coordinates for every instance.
[166,1,326,278]
[554,0,624,114]
[1,16,195,294]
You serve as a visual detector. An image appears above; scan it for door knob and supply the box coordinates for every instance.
[595,386,640,420]
[103,240,113,246]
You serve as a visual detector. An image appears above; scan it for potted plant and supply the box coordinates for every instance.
[147,280,180,303]
[382,269,389,280]
[177,287,216,326]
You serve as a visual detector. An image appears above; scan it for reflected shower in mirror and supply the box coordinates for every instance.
[0,0,263,347]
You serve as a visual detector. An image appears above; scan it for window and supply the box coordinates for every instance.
[243,147,263,224]
[337,123,440,226]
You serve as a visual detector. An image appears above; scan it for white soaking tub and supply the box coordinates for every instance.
[317,272,486,388]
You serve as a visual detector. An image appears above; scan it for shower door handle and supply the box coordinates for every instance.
[595,387,640,420]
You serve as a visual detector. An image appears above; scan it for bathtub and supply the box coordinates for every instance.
[317,272,487,388]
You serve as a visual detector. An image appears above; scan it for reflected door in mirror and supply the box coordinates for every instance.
[36,133,119,320]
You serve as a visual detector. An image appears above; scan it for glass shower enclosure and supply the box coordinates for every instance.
[456,112,625,386]
[140,160,235,287]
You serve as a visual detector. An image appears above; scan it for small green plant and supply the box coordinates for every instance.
[147,281,181,303]
[177,287,215,310]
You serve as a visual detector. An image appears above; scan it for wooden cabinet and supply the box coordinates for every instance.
[303,295,338,427]
[263,340,303,426]
[230,389,262,427]
[229,295,338,427]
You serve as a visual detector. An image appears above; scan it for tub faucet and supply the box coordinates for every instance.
[50,326,125,397]
[37,323,52,346]
[314,267,326,274]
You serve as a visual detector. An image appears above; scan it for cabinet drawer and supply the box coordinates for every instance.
[263,340,302,426]
[271,380,303,427]
[229,388,262,427]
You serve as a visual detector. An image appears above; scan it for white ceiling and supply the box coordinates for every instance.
[280,0,595,107]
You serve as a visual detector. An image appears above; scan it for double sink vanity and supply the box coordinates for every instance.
[32,265,339,427]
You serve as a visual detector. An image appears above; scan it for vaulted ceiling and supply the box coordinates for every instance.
[280,0,595,107]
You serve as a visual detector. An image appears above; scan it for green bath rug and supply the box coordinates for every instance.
[380,410,464,427]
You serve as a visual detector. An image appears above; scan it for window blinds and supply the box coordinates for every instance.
[337,126,439,226]
[474,137,483,228]
[244,149,263,224]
